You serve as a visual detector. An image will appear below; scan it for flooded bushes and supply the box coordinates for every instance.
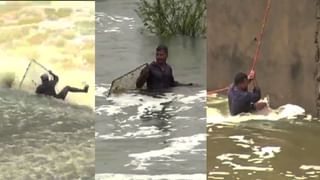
[136,0,206,37]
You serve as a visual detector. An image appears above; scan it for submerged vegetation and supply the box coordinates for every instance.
[136,0,206,37]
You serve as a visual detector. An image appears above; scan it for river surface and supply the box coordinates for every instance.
[0,88,94,179]
[95,0,206,179]
[207,94,320,180]
[0,2,95,179]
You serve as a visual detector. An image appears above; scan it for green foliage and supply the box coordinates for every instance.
[136,0,206,37]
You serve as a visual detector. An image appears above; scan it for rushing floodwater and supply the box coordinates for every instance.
[95,0,206,179]
[207,94,320,180]
[0,88,94,179]
[0,2,94,179]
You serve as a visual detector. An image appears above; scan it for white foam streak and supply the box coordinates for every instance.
[207,102,305,124]
[127,134,206,170]
[95,173,206,180]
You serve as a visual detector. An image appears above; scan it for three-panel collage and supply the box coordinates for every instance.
[1,0,320,180]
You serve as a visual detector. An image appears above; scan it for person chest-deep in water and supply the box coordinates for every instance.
[136,44,193,91]
[228,71,267,116]
[36,70,89,100]
[146,61,176,90]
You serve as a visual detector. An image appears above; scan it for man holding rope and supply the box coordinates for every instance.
[36,70,89,100]
[228,70,267,115]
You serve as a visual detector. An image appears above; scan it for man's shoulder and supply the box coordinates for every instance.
[228,85,249,97]
[149,61,156,68]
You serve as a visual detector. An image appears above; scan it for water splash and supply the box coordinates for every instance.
[207,94,306,125]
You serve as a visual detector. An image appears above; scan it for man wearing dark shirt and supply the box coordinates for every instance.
[228,71,267,115]
[136,45,192,90]
[36,70,89,100]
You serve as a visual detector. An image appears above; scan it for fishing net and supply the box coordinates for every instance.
[19,60,49,92]
[108,63,148,96]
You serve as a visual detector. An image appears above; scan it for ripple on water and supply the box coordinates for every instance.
[96,83,206,174]
[127,134,206,171]
[207,94,320,179]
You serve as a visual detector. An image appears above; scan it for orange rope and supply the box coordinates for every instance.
[207,86,229,95]
[207,0,271,95]
[250,0,271,72]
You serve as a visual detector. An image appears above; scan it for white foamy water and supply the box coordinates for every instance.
[96,86,206,117]
[98,126,171,140]
[214,134,281,172]
[207,93,320,179]
[95,83,206,175]
[300,165,320,171]
[207,94,306,124]
[95,173,206,180]
[127,134,206,170]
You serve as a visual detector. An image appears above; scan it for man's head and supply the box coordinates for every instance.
[234,72,249,91]
[155,44,168,64]
[40,73,49,83]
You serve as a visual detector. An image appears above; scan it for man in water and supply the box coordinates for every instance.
[35,70,89,100]
[228,70,267,115]
[136,44,192,90]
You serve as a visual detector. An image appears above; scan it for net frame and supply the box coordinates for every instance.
[108,63,148,96]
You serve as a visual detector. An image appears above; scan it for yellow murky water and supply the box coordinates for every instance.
[0,1,94,108]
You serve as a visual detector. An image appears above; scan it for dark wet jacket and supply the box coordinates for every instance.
[146,62,177,90]
[136,61,178,90]
[228,84,261,115]
[35,73,58,97]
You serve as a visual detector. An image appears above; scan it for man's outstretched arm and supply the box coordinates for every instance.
[169,68,193,87]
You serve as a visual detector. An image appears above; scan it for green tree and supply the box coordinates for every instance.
[136,0,206,37]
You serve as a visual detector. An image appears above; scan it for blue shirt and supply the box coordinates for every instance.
[228,84,261,115]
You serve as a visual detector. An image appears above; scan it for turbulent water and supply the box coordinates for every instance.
[0,2,95,179]
[95,0,206,179]
[207,94,320,180]
[0,88,94,179]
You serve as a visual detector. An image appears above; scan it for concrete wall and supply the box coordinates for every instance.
[207,0,318,115]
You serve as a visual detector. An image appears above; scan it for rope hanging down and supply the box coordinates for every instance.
[207,0,271,95]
